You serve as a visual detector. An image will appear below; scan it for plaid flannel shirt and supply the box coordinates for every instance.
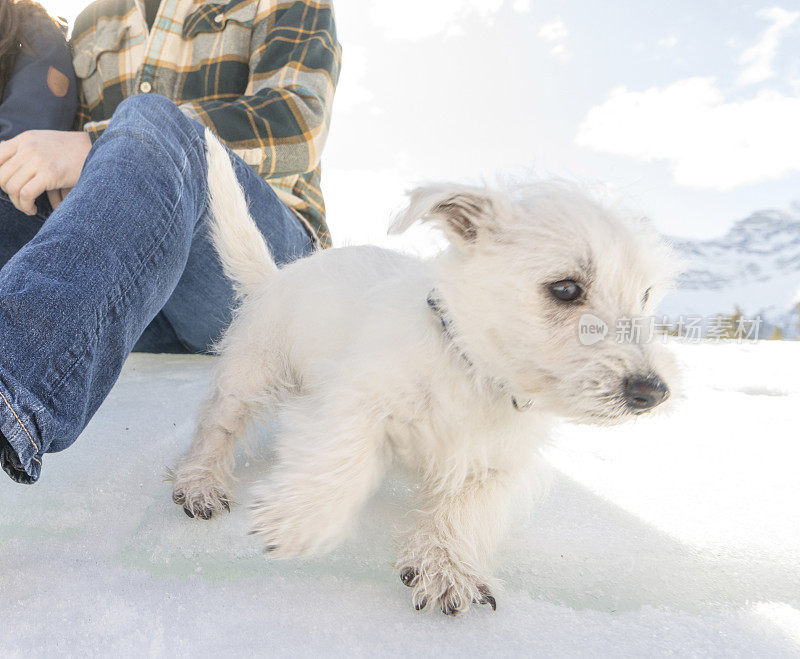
[71,0,341,247]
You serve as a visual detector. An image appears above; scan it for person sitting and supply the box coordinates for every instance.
[0,0,341,484]
[0,0,77,215]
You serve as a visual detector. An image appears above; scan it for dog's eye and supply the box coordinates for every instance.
[549,279,582,302]
[642,287,652,308]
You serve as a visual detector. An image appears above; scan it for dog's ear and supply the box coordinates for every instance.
[389,185,501,247]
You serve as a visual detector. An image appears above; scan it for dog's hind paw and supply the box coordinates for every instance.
[168,467,232,520]
[248,481,350,558]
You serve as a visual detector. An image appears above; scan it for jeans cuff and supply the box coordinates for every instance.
[0,370,47,484]
[1,434,36,484]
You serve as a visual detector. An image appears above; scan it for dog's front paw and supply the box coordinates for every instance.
[168,466,231,520]
[397,554,497,616]
[248,482,348,558]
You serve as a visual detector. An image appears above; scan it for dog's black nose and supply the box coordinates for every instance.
[623,375,669,411]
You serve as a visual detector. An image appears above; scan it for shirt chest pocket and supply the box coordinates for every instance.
[73,22,129,79]
[72,22,130,111]
[181,0,257,97]
[182,0,257,55]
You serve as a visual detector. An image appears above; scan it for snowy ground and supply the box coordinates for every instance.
[1,342,799,657]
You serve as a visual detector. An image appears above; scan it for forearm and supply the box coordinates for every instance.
[179,86,329,178]
[179,0,340,178]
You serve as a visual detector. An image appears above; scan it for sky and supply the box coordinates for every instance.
[42,0,800,249]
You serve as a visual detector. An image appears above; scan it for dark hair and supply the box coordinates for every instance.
[0,0,60,98]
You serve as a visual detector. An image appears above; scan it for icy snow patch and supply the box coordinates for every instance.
[1,345,799,656]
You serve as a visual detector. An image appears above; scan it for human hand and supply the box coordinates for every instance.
[0,130,92,215]
[46,187,74,211]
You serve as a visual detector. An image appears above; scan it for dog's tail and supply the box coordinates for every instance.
[204,128,278,298]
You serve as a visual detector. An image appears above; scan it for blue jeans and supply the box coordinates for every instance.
[0,94,313,484]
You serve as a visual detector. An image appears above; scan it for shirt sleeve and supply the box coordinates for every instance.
[73,76,109,141]
[79,117,111,142]
[0,17,77,141]
[178,0,341,179]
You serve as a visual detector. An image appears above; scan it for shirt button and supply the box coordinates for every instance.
[139,81,152,93]
[214,13,223,23]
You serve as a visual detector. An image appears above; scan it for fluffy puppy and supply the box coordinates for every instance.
[170,131,679,615]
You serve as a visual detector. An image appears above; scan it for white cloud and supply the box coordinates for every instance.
[538,18,569,58]
[657,35,679,49]
[331,45,374,114]
[370,0,504,40]
[738,6,799,86]
[539,18,568,42]
[324,169,445,256]
[512,0,532,13]
[576,77,800,189]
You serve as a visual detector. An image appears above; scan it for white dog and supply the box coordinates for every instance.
[170,131,679,615]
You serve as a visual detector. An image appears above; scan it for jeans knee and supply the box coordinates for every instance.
[99,94,206,175]
[115,93,185,126]
[108,95,202,152]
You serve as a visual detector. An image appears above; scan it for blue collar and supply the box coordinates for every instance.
[426,289,533,412]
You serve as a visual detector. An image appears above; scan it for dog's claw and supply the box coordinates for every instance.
[474,585,496,611]
[400,568,418,587]
[174,485,230,520]
[441,602,459,616]
[407,571,493,615]
[181,503,214,520]
[263,544,277,553]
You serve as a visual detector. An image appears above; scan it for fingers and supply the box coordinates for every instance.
[46,189,62,210]
[18,175,48,215]
[3,162,39,214]
[0,136,44,214]
[0,138,18,168]
[46,188,69,210]
[0,151,27,193]
[0,131,91,214]
[0,132,60,200]
[47,188,73,212]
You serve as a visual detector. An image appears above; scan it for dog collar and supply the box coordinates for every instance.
[426,289,533,412]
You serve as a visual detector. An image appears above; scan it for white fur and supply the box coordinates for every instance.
[170,131,680,615]
[204,134,277,298]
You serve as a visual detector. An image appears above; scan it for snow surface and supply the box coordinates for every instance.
[2,342,799,657]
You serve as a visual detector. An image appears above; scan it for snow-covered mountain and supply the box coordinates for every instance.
[659,206,800,338]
